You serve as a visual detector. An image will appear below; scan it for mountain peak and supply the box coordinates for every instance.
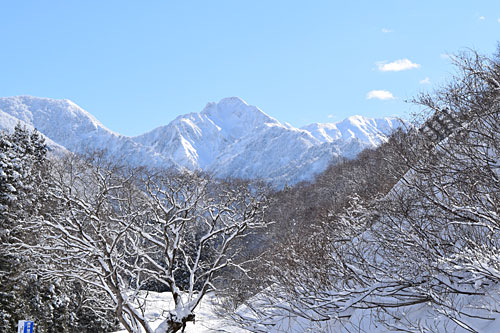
[0,96,108,133]
[202,97,247,111]
[218,96,249,107]
[201,97,279,134]
[345,114,368,126]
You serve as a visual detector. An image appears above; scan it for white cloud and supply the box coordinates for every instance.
[479,16,485,20]
[498,18,500,23]
[381,28,392,33]
[419,77,431,84]
[377,59,421,72]
[327,114,335,119]
[366,90,395,100]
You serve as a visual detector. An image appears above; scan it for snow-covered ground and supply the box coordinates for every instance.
[111,292,247,333]
[112,287,500,333]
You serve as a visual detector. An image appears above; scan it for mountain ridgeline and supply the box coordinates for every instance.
[0,96,402,186]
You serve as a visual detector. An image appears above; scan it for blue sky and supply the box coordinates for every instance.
[1,1,499,136]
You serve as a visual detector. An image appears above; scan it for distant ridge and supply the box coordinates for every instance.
[0,96,403,186]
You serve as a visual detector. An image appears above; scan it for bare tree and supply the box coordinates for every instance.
[136,171,270,332]
[14,153,270,333]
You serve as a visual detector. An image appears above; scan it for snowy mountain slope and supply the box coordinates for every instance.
[132,97,285,169]
[302,115,400,146]
[207,122,341,185]
[131,98,341,186]
[0,108,67,154]
[133,97,402,185]
[0,96,174,167]
[0,96,402,186]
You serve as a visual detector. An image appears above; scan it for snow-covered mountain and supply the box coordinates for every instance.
[302,115,400,146]
[0,96,174,167]
[0,96,403,186]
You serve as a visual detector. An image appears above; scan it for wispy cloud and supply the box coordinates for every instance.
[498,18,500,23]
[479,16,485,20]
[381,28,392,33]
[327,114,335,119]
[377,59,421,72]
[419,77,431,84]
[366,90,395,100]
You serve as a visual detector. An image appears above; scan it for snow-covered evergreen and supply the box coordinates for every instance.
[0,125,117,332]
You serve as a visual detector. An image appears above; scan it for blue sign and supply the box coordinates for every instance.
[18,320,34,333]
[24,321,34,333]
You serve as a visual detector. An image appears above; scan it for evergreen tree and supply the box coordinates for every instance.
[0,124,50,330]
[0,126,117,332]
